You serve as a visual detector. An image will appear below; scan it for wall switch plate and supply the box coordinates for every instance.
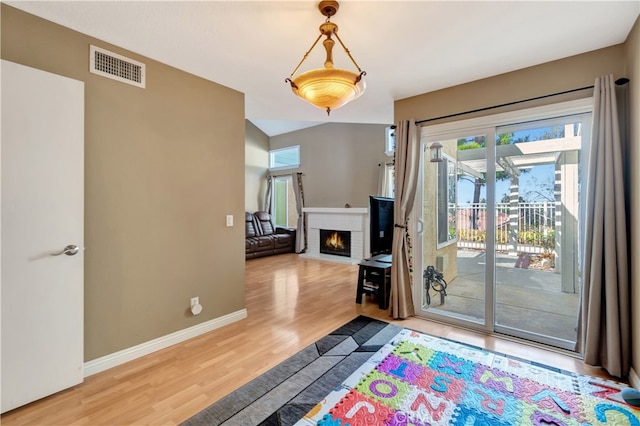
[226,215,233,227]
[190,297,199,307]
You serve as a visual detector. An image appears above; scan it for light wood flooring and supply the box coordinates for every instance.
[1,253,620,425]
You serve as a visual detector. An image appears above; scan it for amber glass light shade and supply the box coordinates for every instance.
[286,1,366,115]
[290,68,366,113]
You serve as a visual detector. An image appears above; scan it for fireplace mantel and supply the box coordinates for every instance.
[302,207,368,215]
[301,207,369,264]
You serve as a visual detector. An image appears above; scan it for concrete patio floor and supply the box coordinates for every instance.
[423,249,580,343]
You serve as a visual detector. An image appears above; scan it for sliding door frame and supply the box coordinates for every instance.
[411,98,593,337]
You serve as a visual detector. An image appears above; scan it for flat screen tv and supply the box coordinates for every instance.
[369,196,394,256]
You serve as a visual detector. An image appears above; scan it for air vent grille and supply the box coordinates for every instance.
[90,45,145,88]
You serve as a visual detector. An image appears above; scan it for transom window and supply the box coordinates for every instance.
[269,145,300,170]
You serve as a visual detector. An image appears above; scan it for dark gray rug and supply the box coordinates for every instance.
[180,315,402,426]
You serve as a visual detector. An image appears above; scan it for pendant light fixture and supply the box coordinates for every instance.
[285,1,366,116]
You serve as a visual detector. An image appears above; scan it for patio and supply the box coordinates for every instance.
[424,249,580,343]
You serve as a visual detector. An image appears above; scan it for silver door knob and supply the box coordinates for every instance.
[51,244,79,256]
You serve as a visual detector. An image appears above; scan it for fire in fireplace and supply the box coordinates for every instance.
[319,229,351,257]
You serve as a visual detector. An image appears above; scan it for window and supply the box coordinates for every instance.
[385,126,396,156]
[269,145,300,170]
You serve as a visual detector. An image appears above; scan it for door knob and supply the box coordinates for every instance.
[51,244,79,256]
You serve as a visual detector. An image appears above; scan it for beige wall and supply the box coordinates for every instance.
[626,16,640,386]
[245,121,269,212]
[270,123,390,208]
[396,45,626,125]
[2,5,246,361]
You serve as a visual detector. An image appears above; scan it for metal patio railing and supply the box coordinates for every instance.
[456,202,556,254]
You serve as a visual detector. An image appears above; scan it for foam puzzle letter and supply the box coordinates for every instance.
[345,401,375,418]
[531,389,570,413]
[589,380,626,404]
[411,392,446,421]
[370,379,398,398]
[476,389,505,416]
[439,356,464,375]
[594,403,640,426]
[530,410,568,426]
[430,375,451,393]
[389,362,409,379]
[479,370,514,393]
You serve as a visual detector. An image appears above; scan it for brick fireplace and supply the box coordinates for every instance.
[301,207,369,264]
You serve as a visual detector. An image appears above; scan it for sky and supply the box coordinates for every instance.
[456,125,568,204]
[458,164,555,204]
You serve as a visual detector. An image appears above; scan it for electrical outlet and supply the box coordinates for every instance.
[226,215,233,227]
[191,297,199,307]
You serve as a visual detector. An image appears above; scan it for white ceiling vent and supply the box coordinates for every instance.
[89,45,145,88]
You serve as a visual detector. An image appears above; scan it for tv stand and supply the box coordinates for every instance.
[356,259,392,309]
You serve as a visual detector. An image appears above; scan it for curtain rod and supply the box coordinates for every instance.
[268,171,304,177]
[415,77,630,126]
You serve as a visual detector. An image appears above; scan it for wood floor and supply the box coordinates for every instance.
[1,253,619,425]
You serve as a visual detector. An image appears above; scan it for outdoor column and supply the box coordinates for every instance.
[557,150,579,293]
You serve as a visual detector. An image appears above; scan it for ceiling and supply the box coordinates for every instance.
[7,1,639,136]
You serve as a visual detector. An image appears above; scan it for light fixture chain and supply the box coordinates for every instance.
[288,34,324,79]
[333,32,363,73]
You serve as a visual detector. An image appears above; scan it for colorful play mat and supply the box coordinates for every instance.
[296,328,640,425]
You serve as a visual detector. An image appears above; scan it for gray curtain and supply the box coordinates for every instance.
[390,120,420,319]
[577,74,630,378]
[292,172,305,253]
[263,175,273,214]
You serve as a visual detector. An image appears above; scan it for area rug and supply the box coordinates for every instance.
[181,316,403,426]
[182,316,640,426]
[295,328,640,426]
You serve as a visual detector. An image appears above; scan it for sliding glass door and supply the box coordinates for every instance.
[417,130,493,329]
[492,117,588,349]
[413,101,591,351]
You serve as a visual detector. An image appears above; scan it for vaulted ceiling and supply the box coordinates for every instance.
[7,1,639,136]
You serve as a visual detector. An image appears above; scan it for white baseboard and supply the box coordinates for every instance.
[83,309,248,377]
[630,367,640,388]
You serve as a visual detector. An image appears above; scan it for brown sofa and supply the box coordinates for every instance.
[245,211,296,259]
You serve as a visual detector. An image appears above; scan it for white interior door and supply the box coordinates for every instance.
[1,60,84,413]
